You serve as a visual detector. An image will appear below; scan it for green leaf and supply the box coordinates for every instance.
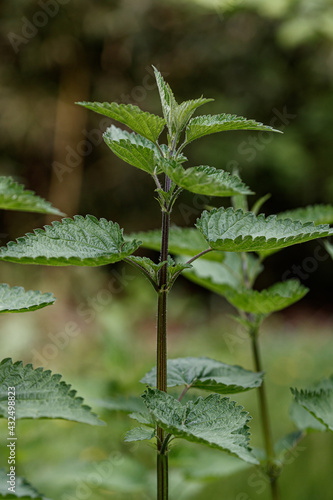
[0,284,55,314]
[0,176,63,216]
[161,162,253,197]
[0,358,104,425]
[153,66,178,132]
[124,426,156,442]
[277,204,333,225]
[77,101,165,143]
[141,357,263,394]
[0,468,49,499]
[142,388,258,464]
[223,279,309,315]
[185,114,281,144]
[196,207,333,253]
[128,226,225,261]
[289,401,326,432]
[0,215,140,266]
[103,125,162,174]
[127,255,163,281]
[175,98,214,133]
[291,376,333,432]
[181,252,263,294]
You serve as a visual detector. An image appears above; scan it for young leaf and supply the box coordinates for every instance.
[277,204,333,225]
[0,284,55,314]
[185,114,281,145]
[223,279,309,315]
[196,207,333,253]
[0,468,50,499]
[0,176,64,216]
[141,357,263,394]
[77,101,165,142]
[0,215,140,266]
[142,388,258,464]
[160,162,253,197]
[153,66,178,131]
[124,426,156,442]
[103,125,162,174]
[0,358,104,425]
[175,98,214,133]
[291,376,333,432]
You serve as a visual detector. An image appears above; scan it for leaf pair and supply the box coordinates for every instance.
[127,357,263,464]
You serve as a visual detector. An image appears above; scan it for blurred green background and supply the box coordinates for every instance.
[1,0,333,499]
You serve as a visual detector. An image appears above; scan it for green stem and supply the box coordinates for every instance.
[156,176,171,500]
[250,328,280,500]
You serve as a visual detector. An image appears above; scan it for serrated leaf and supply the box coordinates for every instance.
[77,101,165,142]
[161,162,253,197]
[0,358,104,425]
[0,215,140,266]
[142,388,258,464]
[289,401,326,432]
[0,468,49,499]
[185,113,281,144]
[103,125,162,174]
[153,66,178,132]
[141,357,263,394]
[174,97,214,134]
[277,204,333,225]
[0,176,63,216]
[196,207,333,253]
[124,426,156,442]
[223,279,309,315]
[181,252,263,294]
[0,284,55,313]
[291,376,333,432]
[128,226,225,261]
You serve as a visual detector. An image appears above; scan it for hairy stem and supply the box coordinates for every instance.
[156,175,171,500]
[250,328,280,500]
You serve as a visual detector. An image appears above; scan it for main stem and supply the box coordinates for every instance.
[250,328,280,500]
[156,176,171,500]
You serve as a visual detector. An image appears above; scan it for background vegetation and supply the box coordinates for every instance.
[1,0,333,498]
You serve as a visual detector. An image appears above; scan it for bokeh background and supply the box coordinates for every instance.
[1,0,333,499]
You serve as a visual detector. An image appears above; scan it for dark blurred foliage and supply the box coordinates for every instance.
[1,0,333,303]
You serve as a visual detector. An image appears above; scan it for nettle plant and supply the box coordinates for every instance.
[1,69,333,500]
